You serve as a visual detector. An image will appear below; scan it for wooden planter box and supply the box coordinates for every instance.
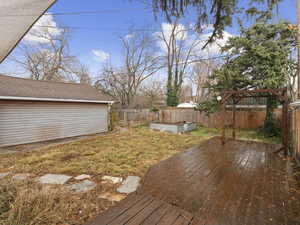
[150,122,197,134]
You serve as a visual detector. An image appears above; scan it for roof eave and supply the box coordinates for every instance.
[0,96,114,104]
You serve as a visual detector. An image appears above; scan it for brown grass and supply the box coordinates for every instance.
[0,179,115,225]
[0,127,278,225]
[0,127,213,177]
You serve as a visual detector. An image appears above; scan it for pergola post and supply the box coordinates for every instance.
[221,102,226,145]
[282,89,289,156]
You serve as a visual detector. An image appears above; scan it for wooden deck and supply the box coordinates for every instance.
[85,137,300,225]
[85,192,196,225]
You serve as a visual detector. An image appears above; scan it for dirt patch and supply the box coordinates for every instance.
[60,153,81,161]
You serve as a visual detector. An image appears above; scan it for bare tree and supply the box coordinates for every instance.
[13,28,77,82]
[179,84,193,102]
[140,78,165,107]
[190,60,219,102]
[157,19,202,106]
[73,63,92,85]
[95,30,161,107]
[95,65,128,106]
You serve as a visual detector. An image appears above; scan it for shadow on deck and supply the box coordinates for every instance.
[85,137,300,225]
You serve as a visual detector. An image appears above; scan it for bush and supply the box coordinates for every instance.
[196,99,219,115]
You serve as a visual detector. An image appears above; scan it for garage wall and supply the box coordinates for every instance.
[0,100,108,147]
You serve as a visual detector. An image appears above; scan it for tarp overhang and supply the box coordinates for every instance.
[0,0,56,63]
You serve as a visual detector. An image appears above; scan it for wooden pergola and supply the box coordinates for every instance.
[220,88,289,155]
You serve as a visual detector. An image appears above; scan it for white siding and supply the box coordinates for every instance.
[0,100,108,147]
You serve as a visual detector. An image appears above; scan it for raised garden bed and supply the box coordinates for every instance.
[150,122,197,134]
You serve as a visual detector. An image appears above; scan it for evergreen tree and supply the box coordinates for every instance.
[152,0,282,45]
[204,22,296,136]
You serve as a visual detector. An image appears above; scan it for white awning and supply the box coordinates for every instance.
[0,0,56,63]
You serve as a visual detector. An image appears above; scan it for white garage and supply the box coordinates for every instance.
[0,75,113,147]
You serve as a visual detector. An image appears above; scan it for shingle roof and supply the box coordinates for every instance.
[0,75,113,102]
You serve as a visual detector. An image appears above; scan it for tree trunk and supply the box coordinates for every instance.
[263,96,278,137]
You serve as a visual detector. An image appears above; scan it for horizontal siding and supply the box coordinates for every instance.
[0,100,108,147]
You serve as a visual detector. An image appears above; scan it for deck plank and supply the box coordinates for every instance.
[85,193,145,225]
[156,206,182,225]
[141,204,171,225]
[125,198,163,225]
[108,195,153,225]
[85,137,300,225]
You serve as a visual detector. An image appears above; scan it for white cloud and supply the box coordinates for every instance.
[154,23,188,53]
[125,33,135,40]
[92,49,110,62]
[161,23,188,41]
[154,22,233,58]
[192,31,233,58]
[24,14,62,44]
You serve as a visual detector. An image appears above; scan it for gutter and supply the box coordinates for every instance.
[0,96,114,104]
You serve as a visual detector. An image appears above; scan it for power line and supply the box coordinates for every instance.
[36,25,199,33]
[37,25,158,32]
[0,8,149,17]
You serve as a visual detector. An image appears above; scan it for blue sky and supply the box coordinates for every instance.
[0,0,297,78]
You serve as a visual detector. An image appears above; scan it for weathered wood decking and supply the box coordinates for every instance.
[85,192,196,225]
[85,137,300,225]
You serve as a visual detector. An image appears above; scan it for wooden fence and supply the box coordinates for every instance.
[115,107,282,129]
[291,105,300,159]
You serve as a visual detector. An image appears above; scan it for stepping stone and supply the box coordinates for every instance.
[12,173,31,181]
[98,192,126,202]
[102,175,123,184]
[67,180,96,193]
[0,172,9,179]
[38,174,72,185]
[75,174,91,180]
[117,176,141,194]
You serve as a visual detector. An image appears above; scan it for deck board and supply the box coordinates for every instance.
[85,137,300,225]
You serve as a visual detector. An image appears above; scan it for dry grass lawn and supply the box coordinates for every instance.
[0,127,280,225]
[0,127,215,177]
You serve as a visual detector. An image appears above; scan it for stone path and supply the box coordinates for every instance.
[67,180,97,193]
[0,171,141,199]
[0,172,9,179]
[38,174,72,185]
[102,175,123,184]
[117,176,141,194]
[75,174,91,180]
[12,173,32,181]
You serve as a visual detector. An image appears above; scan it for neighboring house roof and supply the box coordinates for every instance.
[177,102,197,108]
[0,75,113,104]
